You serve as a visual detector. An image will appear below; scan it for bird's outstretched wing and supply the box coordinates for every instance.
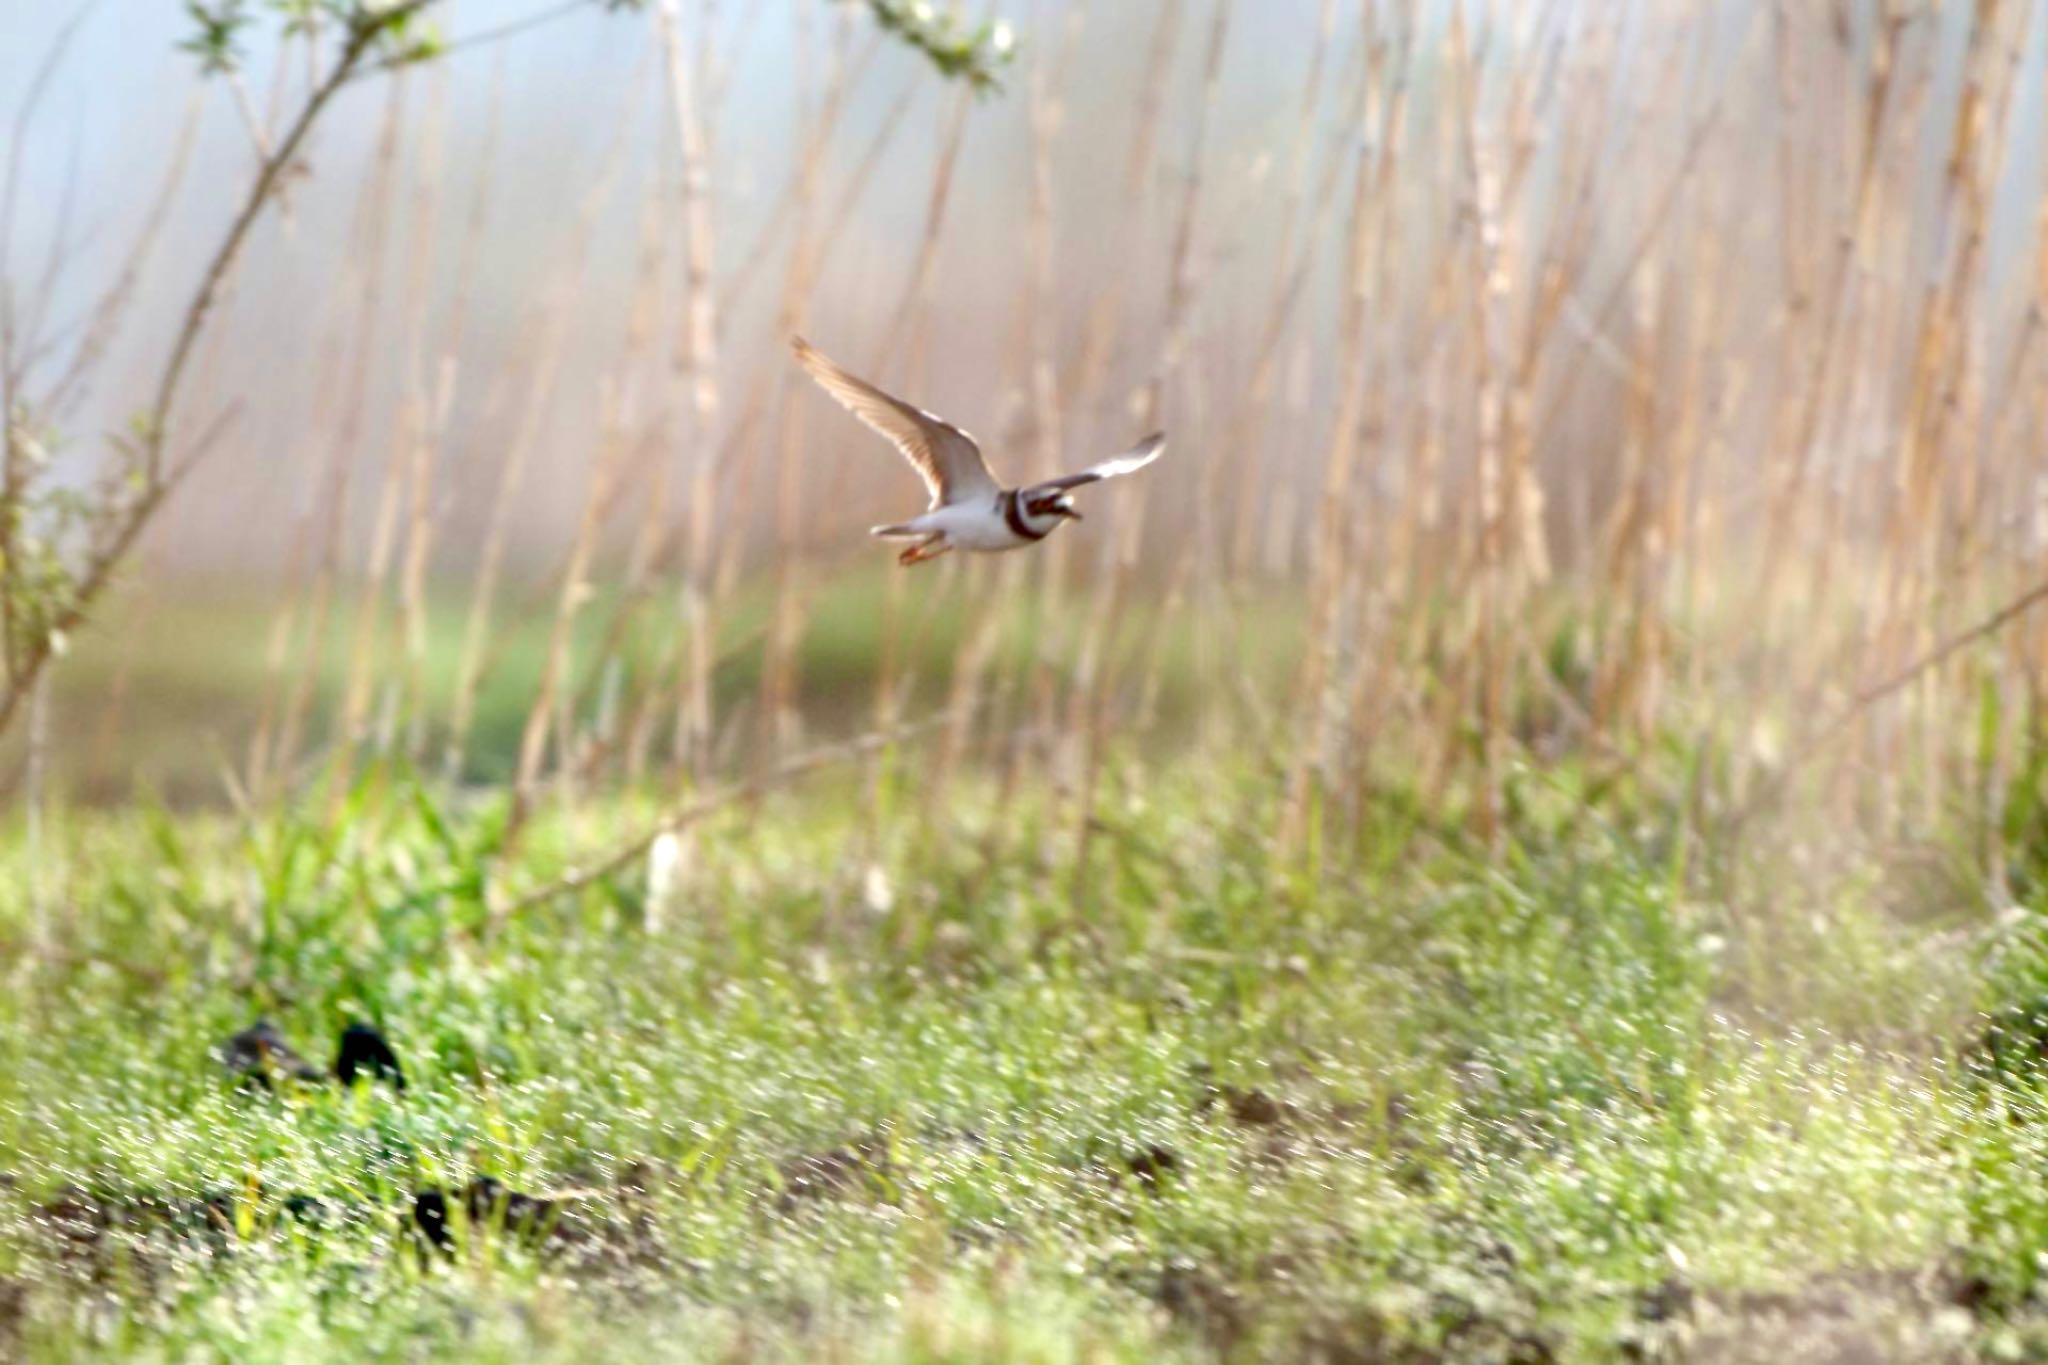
[1021,432,1166,498]
[790,336,998,507]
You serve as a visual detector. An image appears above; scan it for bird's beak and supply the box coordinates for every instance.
[1061,503,1083,521]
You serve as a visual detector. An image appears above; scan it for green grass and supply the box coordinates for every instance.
[1,752,2045,1361]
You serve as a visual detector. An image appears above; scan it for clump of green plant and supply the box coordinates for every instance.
[866,0,1017,92]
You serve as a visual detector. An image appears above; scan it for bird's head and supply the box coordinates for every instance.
[1026,493,1082,522]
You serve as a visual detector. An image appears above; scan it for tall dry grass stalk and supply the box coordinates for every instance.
[1067,0,1230,898]
[659,0,727,787]
[271,79,410,791]
[758,5,861,759]
[440,59,650,782]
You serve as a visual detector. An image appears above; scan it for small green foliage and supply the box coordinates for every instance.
[180,0,255,75]
[0,402,140,671]
[268,0,325,38]
[181,0,1015,91]
[382,20,446,67]
[867,1,1017,94]
[182,1,449,79]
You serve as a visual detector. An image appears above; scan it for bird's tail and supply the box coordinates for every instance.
[869,522,923,539]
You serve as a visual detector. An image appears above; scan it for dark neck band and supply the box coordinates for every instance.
[1002,490,1050,541]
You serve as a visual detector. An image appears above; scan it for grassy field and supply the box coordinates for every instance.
[14,0,2048,1359]
[4,745,2047,1362]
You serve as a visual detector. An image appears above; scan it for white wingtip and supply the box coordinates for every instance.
[1101,432,1165,478]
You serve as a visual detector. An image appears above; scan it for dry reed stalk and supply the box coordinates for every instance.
[1644,198,1723,741]
[768,72,930,792]
[509,378,631,832]
[756,3,858,760]
[601,421,713,785]
[510,167,675,825]
[1823,2,1997,822]
[1911,0,2017,825]
[1069,0,1230,898]
[1333,6,1421,813]
[861,83,976,811]
[992,0,1091,815]
[44,95,202,421]
[2015,33,2048,690]
[0,1,96,465]
[615,217,681,785]
[1279,14,1385,852]
[711,372,771,609]
[1059,0,1183,416]
[225,69,279,175]
[1188,14,1368,760]
[273,79,411,785]
[581,453,675,786]
[1475,7,1724,816]
[0,4,94,279]
[1409,24,1492,822]
[257,8,298,142]
[1305,3,1430,828]
[332,398,407,774]
[707,0,769,116]
[1587,271,1661,735]
[814,80,919,281]
[1756,6,1905,619]
[24,671,49,942]
[1219,0,1338,577]
[656,0,728,784]
[929,129,1072,804]
[333,59,456,788]
[1459,32,1527,830]
[84,553,148,792]
[877,89,975,364]
[717,33,884,314]
[11,123,90,400]
[1942,1,2024,573]
[441,60,648,781]
[1046,0,1183,809]
[1530,7,1664,556]
[1528,77,1727,559]
[398,52,506,761]
[246,383,339,791]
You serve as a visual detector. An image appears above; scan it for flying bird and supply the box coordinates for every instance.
[790,336,1165,565]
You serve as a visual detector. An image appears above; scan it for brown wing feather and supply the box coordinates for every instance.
[790,337,997,506]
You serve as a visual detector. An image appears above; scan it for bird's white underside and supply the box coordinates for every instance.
[911,498,1053,552]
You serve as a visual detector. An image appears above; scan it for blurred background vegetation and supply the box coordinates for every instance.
[2,0,2038,845]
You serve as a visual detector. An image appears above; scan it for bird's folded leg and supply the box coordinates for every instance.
[898,536,950,566]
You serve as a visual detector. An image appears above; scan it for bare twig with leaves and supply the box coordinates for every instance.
[0,0,444,738]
